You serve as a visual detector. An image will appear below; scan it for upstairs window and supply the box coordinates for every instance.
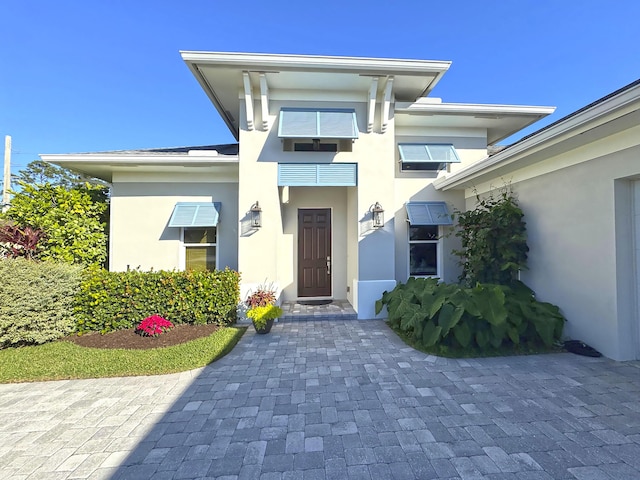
[278,108,359,139]
[279,108,358,153]
[398,143,461,171]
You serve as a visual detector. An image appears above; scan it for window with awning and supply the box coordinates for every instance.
[405,202,452,278]
[278,108,359,139]
[398,144,461,171]
[168,202,221,227]
[405,202,452,225]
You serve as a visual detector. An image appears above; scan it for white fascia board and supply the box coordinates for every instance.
[434,83,640,191]
[180,51,452,75]
[395,102,556,116]
[41,153,239,165]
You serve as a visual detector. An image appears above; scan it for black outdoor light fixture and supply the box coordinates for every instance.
[250,201,262,228]
[371,202,384,228]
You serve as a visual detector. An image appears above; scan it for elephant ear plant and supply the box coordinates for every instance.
[376,278,564,353]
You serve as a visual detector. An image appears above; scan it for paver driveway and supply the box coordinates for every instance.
[2,320,640,480]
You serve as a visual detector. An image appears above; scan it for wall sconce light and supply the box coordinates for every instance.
[250,201,262,228]
[371,202,384,228]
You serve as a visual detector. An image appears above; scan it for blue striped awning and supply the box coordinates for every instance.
[278,163,357,186]
[398,144,461,163]
[405,202,452,225]
[168,202,221,227]
[278,108,359,139]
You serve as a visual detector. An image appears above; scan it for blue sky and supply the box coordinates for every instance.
[1,1,639,178]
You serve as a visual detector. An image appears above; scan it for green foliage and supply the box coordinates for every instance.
[453,187,528,286]
[246,305,283,330]
[0,326,246,383]
[12,160,107,189]
[0,258,82,348]
[1,182,108,267]
[376,277,564,352]
[75,268,240,334]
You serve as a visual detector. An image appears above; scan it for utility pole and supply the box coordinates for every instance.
[2,135,10,213]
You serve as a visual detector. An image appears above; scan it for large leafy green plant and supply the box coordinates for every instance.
[454,188,528,286]
[1,182,108,267]
[376,277,564,350]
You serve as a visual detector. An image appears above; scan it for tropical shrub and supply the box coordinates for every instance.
[454,188,528,286]
[1,182,108,267]
[376,277,564,351]
[0,258,82,348]
[75,268,240,334]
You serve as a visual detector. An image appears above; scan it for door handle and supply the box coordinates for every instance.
[326,256,331,275]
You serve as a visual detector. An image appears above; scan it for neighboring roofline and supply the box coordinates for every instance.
[434,78,640,190]
[395,102,555,116]
[41,152,239,164]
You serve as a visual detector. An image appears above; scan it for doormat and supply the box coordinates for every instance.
[297,300,332,306]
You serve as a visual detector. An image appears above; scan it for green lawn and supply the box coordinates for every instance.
[0,327,246,383]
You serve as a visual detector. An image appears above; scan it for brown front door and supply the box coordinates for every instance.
[298,208,331,297]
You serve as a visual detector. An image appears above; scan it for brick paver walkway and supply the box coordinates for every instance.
[2,320,640,479]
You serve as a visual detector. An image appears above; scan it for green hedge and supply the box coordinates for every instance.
[0,258,82,348]
[75,268,240,334]
[377,277,565,351]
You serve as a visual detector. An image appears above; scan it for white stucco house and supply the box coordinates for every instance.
[42,51,640,360]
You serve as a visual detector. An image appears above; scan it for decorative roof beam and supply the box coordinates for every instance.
[367,77,379,133]
[242,72,254,131]
[259,73,269,130]
[381,76,394,133]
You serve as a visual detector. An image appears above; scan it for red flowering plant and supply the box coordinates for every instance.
[135,315,174,337]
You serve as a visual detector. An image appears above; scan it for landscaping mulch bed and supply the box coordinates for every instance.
[62,324,221,350]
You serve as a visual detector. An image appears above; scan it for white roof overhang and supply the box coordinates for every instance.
[394,101,556,145]
[40,151,239,183]
[181,51,452,140]
[434,81,640,191]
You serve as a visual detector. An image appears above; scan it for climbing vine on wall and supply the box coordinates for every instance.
[453,186,528,286]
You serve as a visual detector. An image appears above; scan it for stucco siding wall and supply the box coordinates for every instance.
[110,180,238,273]
[464,142,640,360]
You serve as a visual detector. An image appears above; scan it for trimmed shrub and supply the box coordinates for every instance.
[75,268,240,334]
[0,258,82,348]
[377,277,564,351]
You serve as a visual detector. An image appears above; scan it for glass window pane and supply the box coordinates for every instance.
[410,226,438,241]
[186,246,216,271]
[184,228,217,244]
[410,243,437,276]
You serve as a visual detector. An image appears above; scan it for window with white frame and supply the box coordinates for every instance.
[168,202,221,272]
[405,202,452,278]
[409,225,439,276]
[183,227,217,272]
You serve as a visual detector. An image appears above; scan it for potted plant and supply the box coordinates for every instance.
[246,304,283,334]
[245,282,281,333]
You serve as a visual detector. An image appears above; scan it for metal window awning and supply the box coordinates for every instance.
[398,144,461,163]
[278,163,357,186]
[168,202,221,227]
[278,108,359,139]
[405,202,452,225]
